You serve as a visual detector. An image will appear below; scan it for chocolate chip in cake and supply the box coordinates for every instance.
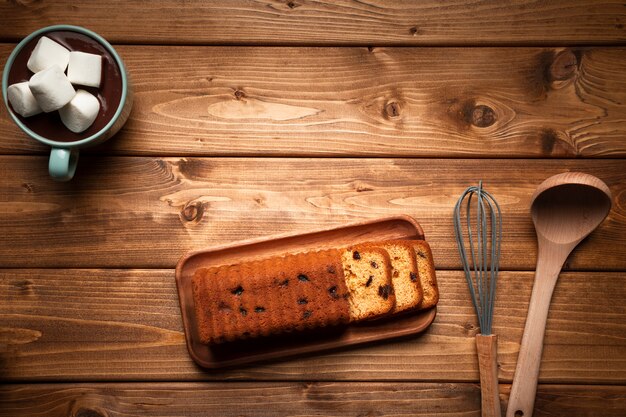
[327,265,336,274]
[352,251,361,260]
[279,279,289,288]
[303,310,312,319]
[239,307,247,316]
[328,285,339,299]
[365,275,373,287]
[410,272,418,282]
[298,298,308,305]
[378,284,392,300]
[218,302,231,312]
[254,306,265,313]
[231,285,244,296]
[298,274,309,282]
[370,261,378,269]
[418,250,427,259]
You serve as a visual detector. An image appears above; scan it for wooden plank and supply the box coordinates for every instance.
[1,269,624,382]
[2,45,626,157]
[0,382,474,417]
[1,382,625,417]
[0,157,624,269]
[1,1,625,46]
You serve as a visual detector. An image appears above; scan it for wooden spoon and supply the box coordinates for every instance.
[506,172,612,417]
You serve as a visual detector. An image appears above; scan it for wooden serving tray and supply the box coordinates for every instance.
[175,215,437,369]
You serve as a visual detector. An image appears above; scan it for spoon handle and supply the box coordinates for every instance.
[506,247,569,417]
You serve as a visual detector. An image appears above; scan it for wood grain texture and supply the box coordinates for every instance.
[1,1,625,46]
[0,157,624,269]
[2,269,624,382]
[2,46,626,157]
[1,382,625,417]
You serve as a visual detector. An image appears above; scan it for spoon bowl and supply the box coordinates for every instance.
[506,172,612,417]
[531,179,612,245]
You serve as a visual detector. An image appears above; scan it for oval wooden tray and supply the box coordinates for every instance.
[175,215,437,369]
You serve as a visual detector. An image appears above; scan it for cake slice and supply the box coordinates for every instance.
[368,240,422,314]
[341,246,394,321]
[410,240,439,310]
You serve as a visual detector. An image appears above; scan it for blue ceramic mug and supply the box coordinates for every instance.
[2,25,132,181]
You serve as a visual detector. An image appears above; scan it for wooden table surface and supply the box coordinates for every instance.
[1,1,626,416]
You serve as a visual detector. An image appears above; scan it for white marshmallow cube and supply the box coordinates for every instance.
[7,82,42,117]
[28,66,76,113]
[59,89,100,133]
[67,51,102,88]
[26,36,70,73]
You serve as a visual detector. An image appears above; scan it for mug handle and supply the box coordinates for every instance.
[48,148,79,181]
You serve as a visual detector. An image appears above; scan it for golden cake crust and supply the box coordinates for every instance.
[192,249,351,344]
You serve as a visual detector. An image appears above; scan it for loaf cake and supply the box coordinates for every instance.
[341,246,395,321]
[410,240,439,310]
[191,240,438,345]
[192,249,351,344]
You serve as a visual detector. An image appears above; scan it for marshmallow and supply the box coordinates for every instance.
[7,82,42,117]
[59,89,100,133]
[29,66,76,112]
[26,36,70,73]
[67,51,102,88]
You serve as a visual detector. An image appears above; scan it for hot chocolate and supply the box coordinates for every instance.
[7,30,123,142]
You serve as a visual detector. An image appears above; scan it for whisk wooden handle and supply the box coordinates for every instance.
[476,334,502,417]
